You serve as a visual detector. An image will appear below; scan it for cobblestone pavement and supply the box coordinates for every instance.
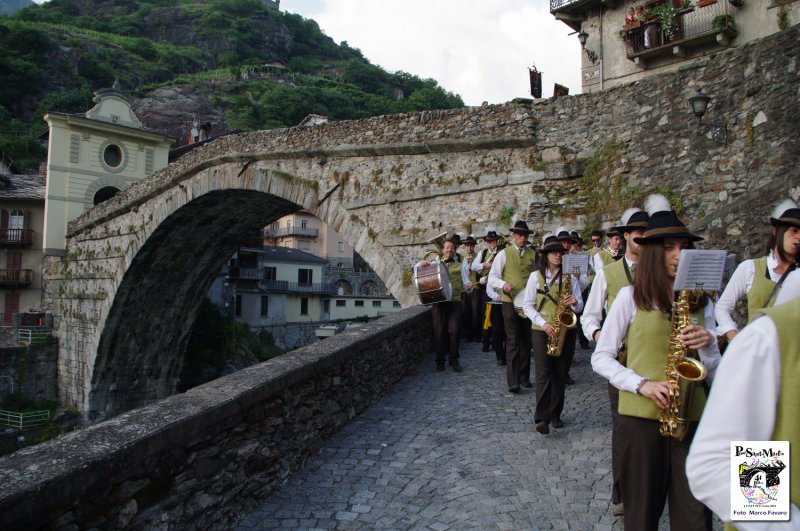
[237,340,722,530]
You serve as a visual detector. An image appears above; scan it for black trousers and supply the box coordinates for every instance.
[490,303,506,363]
[431,301,462,365]
[608,383,622,505]
[531,329,574,423]
[617,415,712,531]
[502,302,531,388]
[462,288,482,340]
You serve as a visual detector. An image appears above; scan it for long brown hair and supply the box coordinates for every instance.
[767,224,792,263]
[633,241,707,312]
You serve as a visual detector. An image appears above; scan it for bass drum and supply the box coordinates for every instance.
[513,290,527,318]
[414,262,453,304]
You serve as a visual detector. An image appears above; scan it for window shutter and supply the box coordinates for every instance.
[70,134,81,163]
[24,210,32,229]
[1,209,8,229]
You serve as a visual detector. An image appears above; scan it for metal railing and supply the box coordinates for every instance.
[262,280,336,294]
[17,327,50,345]
[262,227,320,238]
[0,269,33,285]
[0,228,34,245]
[229,267,263,280]
[0,409,51,430]
[550,0,597,13]
[623,2,737,58]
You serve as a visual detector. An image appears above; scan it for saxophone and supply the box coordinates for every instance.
[659,290,708,441]
[545,269,578,357]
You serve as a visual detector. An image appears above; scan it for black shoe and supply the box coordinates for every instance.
[508,385,521,394]
[450,359,462,372]
[552,419,564,429]
[520,379,532,388]
[482,346,491,352]
[565,374,574,385]
[496,359,505,366]
[436,362,445,372]
[535,421,550,435]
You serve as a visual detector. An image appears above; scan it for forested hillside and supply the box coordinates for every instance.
[0,0,464,171]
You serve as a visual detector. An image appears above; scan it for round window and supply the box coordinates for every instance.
[93,186,121,205]
[103,144,123,168]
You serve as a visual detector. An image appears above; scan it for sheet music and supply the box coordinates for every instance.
[673,250,728,292]
[565,252,590,276]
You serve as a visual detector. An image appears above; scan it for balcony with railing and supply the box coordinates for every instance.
[262,226,320,238]
[0,269,33,286]
[261,280,336,295]
[228,267,264,280]
[0,228,34,246]
[551,0,620,15]
[622,1,739,66]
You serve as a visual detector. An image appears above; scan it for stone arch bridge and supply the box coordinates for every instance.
[46,25,800,421]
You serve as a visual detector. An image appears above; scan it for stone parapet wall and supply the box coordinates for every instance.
[0,306,431,530]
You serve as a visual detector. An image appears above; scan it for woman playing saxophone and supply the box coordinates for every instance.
[522,235,583,435]
[591,194,720,531]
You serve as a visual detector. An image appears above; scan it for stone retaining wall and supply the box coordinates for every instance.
[0,343,58,403]
[0,306,431,530]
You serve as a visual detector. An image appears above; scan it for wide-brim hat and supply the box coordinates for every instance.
[556,230,577,243]
[510,220,533,235]
[769,199,800,229]
[612,207,650,233]
[633,210,703,244]
[483,230,499,241]
[462,236,477,246]
[540,235,566,254]
[569,231,583,244]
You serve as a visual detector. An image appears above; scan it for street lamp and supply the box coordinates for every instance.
[688,87,727,145]
[577,30,598,63]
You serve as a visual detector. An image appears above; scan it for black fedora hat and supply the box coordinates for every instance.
[769,199,800,229]
[462,236,477,246]
[634,194,703,245]
[510,220,533,235]
[540,235,567,254]
[612,207,650,233]
[556,229,577,243]
[570,231,584,244]
[483,230,500,241]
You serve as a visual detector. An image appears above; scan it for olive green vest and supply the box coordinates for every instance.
[445,259,463,301]
[500,247,536,303]
[598,248,616,267]
[531,271,560,332]
[747,256,778,323]
[762,297,800,510]
[604,258,633,310]
[619,306,707,420]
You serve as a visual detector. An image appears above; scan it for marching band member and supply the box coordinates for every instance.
[569,230,591,351]
[581,206,649,516]
[714,199,800,340]
[472,231,501,352]
[591,195,720,530]
[415,236,472,372]
[592,226,623,274]
[687,270,800,530]
[522,235,584,434]
[485,277,507,367]
[461,236,482,342]
[488,220,536,393]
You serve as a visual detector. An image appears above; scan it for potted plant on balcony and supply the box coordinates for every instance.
[712,13,738,35]
[643,0,693,42]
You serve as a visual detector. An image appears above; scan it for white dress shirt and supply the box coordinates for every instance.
[715,252,782,336]
[487,245,528,291]
[686,315,800,530]
[581,255,637,341]
[521,269,584,329]
[591,286,720,394]
[486,282,501,303]
[592,248,618,275]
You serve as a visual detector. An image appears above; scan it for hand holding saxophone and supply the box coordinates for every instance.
[542,322,557,338]
[678,324,714,349]
[640,380,671,410]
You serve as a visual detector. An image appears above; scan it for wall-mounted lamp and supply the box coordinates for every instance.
[577,30,598,64]
[688,87,727,145]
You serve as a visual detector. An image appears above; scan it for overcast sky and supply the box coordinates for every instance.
[32,0,583,106]
[281,0,583,105]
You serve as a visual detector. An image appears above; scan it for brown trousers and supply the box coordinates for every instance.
[617,415,712,531]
